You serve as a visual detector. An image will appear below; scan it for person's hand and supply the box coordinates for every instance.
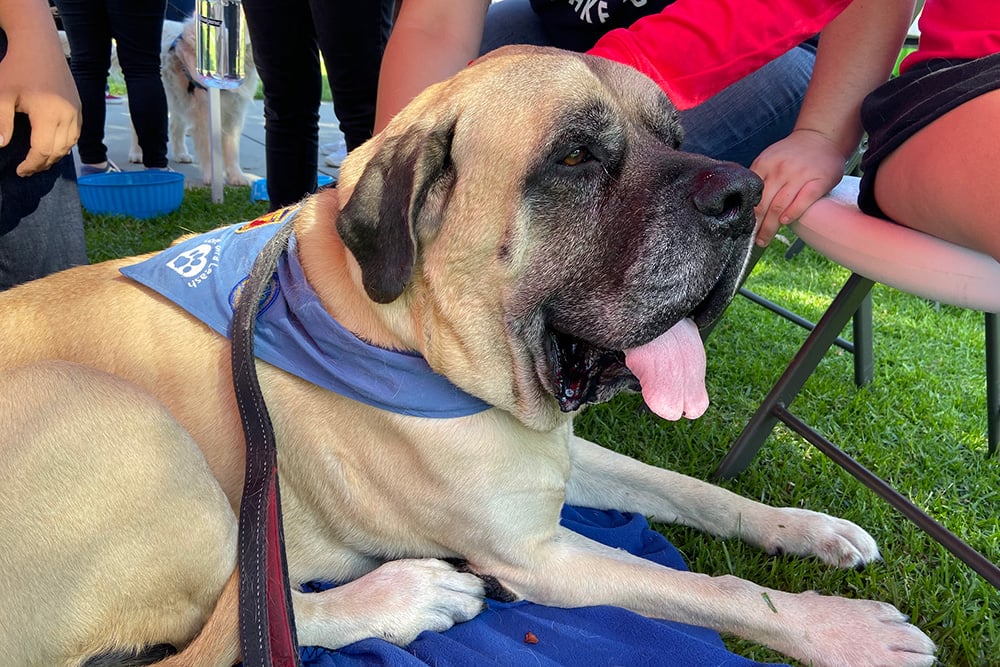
[0,37,81,177]
[750,129,846,247]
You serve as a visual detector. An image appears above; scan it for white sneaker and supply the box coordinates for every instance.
[324,152,345,168]
[322,138,347,168]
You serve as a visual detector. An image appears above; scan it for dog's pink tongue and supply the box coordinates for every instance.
[624,318,708,421]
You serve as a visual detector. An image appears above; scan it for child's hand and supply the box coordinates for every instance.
[0,36,81,176]
[751,129,846,247]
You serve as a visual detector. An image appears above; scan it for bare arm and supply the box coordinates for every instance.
[0,0,81,176]
[375,0,489,133]
[752,0,915,246]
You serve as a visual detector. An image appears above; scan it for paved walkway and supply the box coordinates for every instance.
[95,96,344,192]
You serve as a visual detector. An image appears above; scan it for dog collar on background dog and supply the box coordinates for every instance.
[120,206,491,418]
[169,34,209,94]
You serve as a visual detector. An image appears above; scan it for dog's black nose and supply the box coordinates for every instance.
[691,164,763,236]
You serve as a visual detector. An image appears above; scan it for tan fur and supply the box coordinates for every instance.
[0,47,935,667]
[0,361,236,666]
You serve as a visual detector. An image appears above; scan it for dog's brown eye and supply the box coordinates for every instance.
[562,147,591,166]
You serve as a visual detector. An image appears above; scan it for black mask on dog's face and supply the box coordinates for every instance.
[504,73,760,415]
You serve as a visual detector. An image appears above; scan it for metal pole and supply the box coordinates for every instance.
[209,87,224,203]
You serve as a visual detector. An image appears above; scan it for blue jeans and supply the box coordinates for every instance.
[54,0,169,168]
[482,0,816,167]
[0,114,89,289]
[0,29,88,289]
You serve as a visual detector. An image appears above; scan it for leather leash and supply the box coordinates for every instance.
[230,216,301,667]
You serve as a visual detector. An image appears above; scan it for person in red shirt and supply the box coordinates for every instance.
[855,0,1000,262]
[378,0,914,247]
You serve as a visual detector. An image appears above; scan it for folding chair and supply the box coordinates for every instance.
[731,145,874,391]
[714,175,1000,588]
[728,5,925,390]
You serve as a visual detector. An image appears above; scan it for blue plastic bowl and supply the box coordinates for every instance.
[78,170,185,219]
[250,173,335,202]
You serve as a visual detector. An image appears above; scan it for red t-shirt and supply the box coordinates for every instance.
[899,0,1000,73]
[587,0,854,110]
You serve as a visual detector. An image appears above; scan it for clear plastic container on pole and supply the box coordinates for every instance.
[196,0,246,89]
[196,0,247,201]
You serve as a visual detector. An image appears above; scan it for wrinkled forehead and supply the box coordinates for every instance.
[577,52,681,137]
[454,47,682,158]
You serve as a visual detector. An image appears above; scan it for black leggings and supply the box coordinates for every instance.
[54,0,169,168]
[243,0,394,210]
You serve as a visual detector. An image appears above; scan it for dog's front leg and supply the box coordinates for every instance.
[220,127,249,186]
[192,114,213,185]
[566,435,880,568]
[485,528,935,667]
[170,113,193,163]
[157,560,484,664]
[292,559,486,649]
[128,127,143,163]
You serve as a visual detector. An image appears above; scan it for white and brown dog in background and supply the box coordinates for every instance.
[127,17,258,186]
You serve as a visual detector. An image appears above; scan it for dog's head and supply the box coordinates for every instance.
[334,46,761,429]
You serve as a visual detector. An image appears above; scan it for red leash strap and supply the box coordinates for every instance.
[264,475,299,665]
[230,218,301,667]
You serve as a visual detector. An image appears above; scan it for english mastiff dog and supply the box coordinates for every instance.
[0,46,934,667]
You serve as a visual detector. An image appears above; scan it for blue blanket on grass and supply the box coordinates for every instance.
[298,506,786,667]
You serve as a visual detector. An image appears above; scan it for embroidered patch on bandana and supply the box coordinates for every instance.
[120,206,491,418]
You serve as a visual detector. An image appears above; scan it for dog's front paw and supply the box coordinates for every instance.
[363,558,486,645]
[294,558,486,650]
[772,591,936,667]
[173,151,194,164]
[755,507,880,568]
[128,149,143,164]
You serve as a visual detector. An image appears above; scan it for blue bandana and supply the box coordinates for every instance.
[120,207,491,418]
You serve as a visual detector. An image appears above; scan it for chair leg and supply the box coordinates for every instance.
[987,312,999,456]
[784,238,807,260]
[714,274,876,479]
[852,291,874,387]
[737,288,858,355]
[727,242,861,357]
[774,403,1000,588]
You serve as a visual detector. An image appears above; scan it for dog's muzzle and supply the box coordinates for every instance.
[543,163,761,415]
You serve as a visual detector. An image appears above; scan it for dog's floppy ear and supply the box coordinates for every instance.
[336,121,456,304]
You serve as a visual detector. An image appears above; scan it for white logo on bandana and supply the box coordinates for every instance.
[167,243,214,278]
[165,239,223,287]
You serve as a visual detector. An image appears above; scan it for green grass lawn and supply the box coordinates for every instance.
[84,189,999,666]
